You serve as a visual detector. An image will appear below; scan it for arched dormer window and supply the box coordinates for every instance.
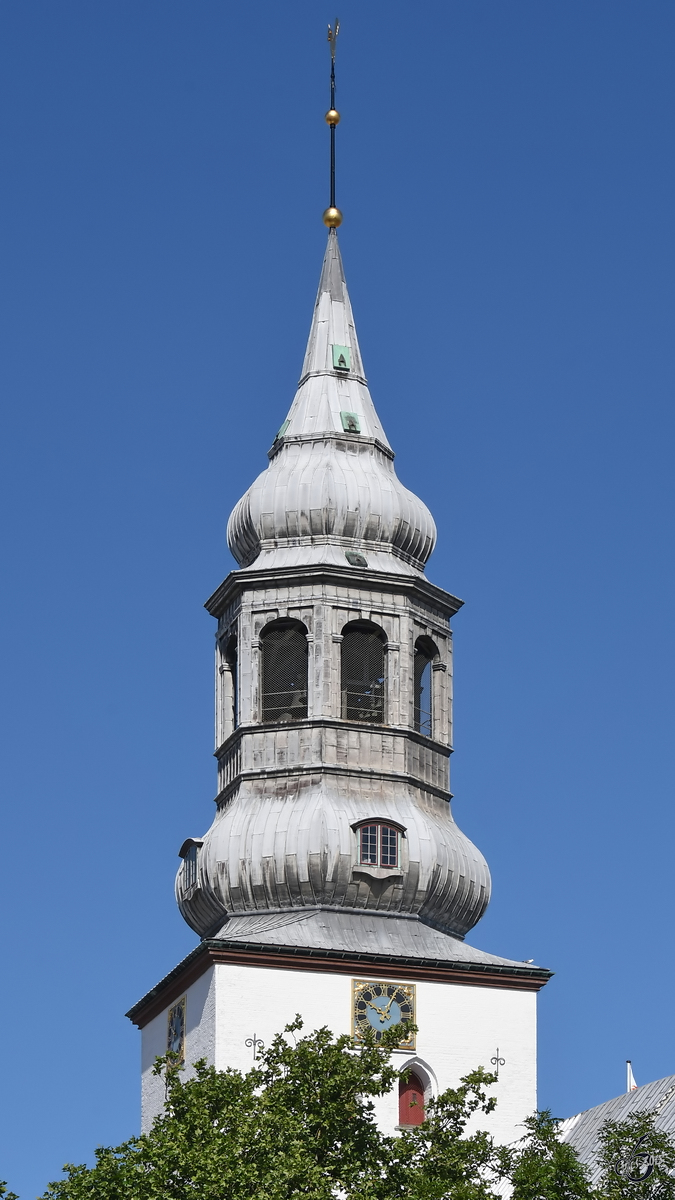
[399,1071,426,1126]
[356,821,401,868]
[413,636,437,737]
[341,621,386,724]
[260,619,308,723]
[178,838,203,896]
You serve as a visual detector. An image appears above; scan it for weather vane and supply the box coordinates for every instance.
[323,19,342,229]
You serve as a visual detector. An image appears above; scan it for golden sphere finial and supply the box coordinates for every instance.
[323,206,343,228]
[325,108,340,126]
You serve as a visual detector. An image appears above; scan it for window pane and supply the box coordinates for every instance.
[414,647,433,737]
[360,825,378,864]
[261,625,308,723]
[380,826,398,867]
[341,629,385,723]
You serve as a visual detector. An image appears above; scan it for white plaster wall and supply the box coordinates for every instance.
[140,963,536,1142]
[208,962,536,1144]
[141,967,216,1132]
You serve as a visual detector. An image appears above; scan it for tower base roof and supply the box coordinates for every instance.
[127,910,551,1028]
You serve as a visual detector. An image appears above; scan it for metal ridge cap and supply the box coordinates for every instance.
[205,565,464,618]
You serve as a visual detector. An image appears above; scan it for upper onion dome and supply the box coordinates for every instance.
[227,231,437,576]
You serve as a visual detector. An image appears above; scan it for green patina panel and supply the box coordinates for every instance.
[340,411,361,434]
[332,344,351,371]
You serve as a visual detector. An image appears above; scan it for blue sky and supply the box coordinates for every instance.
[1,3,673,1196]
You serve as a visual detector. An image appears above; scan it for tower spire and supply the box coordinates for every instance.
[323,20,343,229]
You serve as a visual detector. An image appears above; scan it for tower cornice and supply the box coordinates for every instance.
[205,564,464,621]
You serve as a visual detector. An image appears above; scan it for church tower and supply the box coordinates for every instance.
[127,36,551,1141]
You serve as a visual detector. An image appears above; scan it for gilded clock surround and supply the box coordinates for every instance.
[352,979,416,1050]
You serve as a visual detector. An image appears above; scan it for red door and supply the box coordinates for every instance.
[399,1072,425,1125]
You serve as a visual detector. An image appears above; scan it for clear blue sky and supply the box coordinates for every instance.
[1,2,673,1196]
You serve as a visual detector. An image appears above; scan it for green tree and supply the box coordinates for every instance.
[509,1110,595,1200]
[597,1109,675,1200]
[40,1017,507,1200]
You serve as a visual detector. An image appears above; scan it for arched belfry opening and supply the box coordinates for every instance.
[260,619,308,723]
[340,620,386,723]
[413,636,437,737]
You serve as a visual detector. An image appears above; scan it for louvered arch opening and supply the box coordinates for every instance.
[413,636,437,737]
[260,620,308,723]
[341,621,386,724]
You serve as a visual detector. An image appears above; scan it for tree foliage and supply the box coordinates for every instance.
[10,1016,671,1200]
[39,1017,507,1200]
[597,1109,675,1200]
[508,1110,596,1200]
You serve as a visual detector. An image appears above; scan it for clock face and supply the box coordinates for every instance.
[352,980,415,1049]
[167,996,186,1062]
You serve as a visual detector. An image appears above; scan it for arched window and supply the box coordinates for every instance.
[399,1071,425,1126]
[225,634,238,731]
[260,620,308,723]
[341,622,386,723]
[413,637,437,737]
[357,821,401,868]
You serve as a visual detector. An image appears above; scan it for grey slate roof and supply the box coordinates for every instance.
[209,909,544,972]
[127,911,550,1025]
[561,1076,675,1183]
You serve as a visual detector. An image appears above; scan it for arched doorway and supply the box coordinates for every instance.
[399,1071,425,1125]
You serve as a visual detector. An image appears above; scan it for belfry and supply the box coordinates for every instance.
[127,30,551,1140]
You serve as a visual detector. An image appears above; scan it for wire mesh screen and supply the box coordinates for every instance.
[261,625,308,723]
[341,628,385,723]
[413,646,433,736]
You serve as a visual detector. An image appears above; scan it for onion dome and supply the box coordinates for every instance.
[176,779,491,941]
[227,231,437,576]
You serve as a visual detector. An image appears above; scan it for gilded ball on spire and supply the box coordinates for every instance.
[323,206,343,228]
[325,108,340,125]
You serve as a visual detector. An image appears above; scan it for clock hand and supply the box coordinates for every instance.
[366,1000,388,1019]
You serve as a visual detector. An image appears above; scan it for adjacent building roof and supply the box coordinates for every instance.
[561,1076,675,1184]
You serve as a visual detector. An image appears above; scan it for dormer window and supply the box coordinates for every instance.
[358,822,400,868]
[178,838,203,896]
[184,845,198,889]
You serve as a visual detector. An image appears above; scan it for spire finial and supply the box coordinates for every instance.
[323,19,343,229]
